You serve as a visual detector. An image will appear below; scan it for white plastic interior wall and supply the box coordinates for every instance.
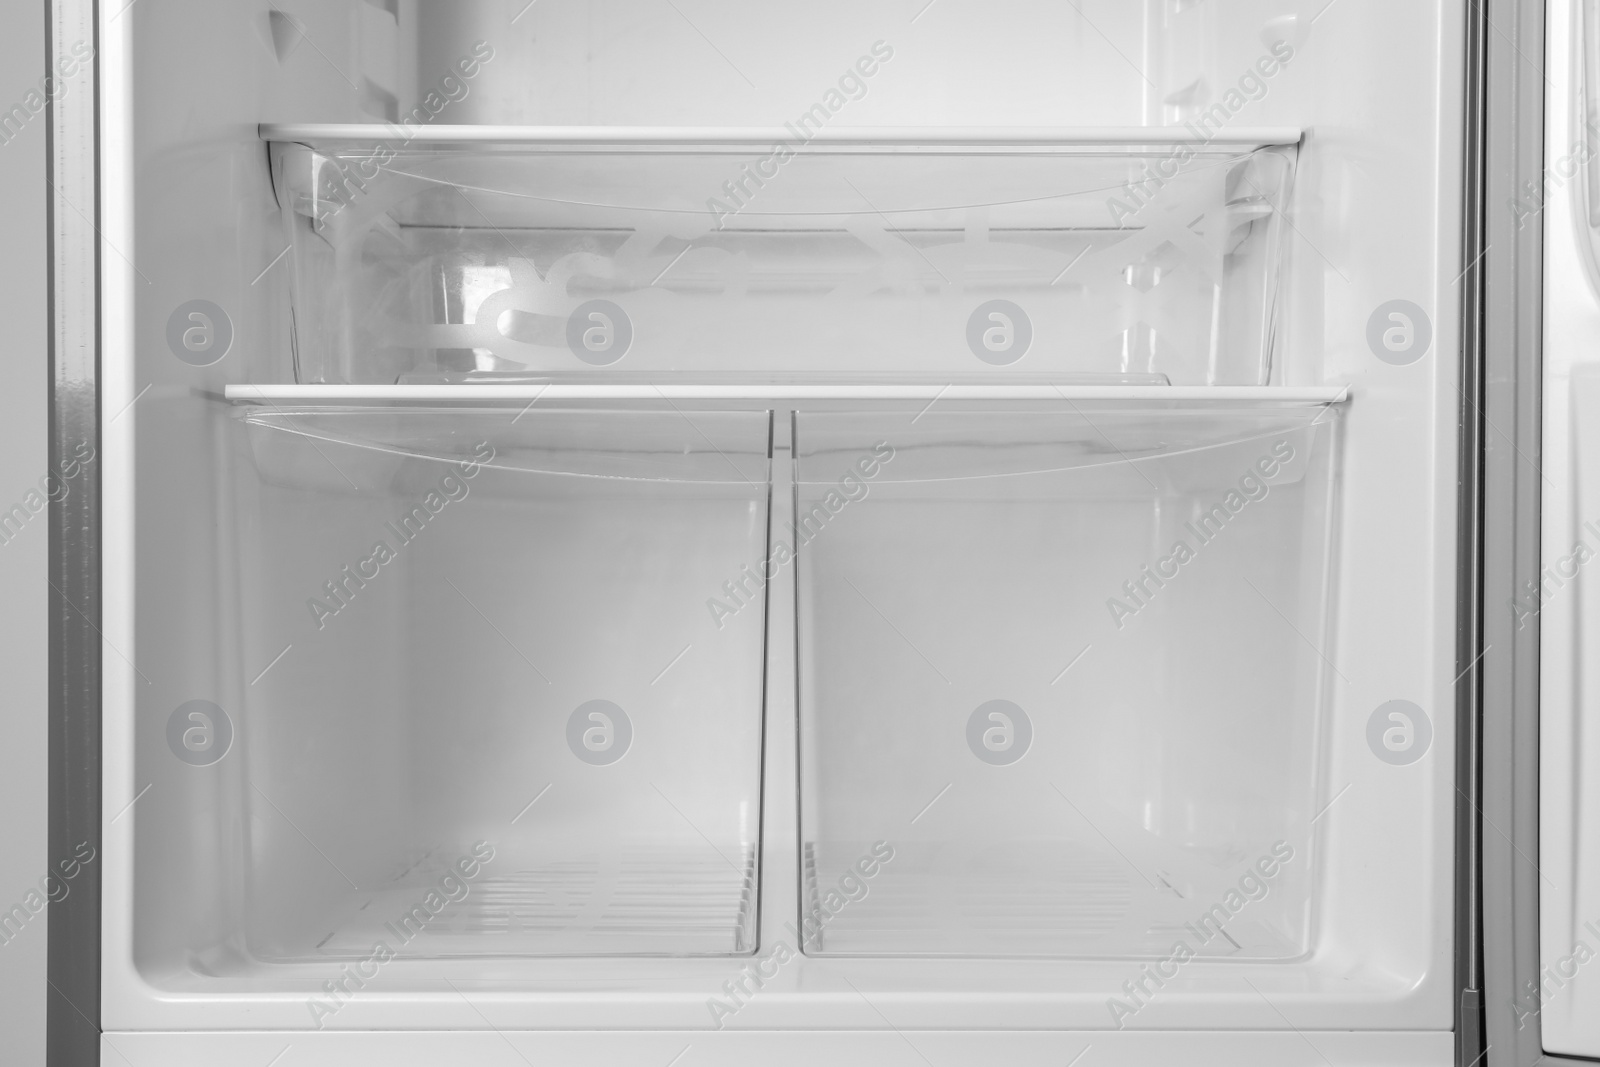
[98,0,1465,1058]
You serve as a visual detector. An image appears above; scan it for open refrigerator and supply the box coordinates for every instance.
[69,1,1478,1064]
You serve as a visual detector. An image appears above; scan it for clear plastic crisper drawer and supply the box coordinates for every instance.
[793,400,1339,958]
[266,128,1297,387]
[226,405,770,959]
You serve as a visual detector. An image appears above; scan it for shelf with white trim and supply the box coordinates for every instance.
[260,123,1303,149]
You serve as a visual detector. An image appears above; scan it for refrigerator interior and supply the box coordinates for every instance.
[100,0,1465,1052]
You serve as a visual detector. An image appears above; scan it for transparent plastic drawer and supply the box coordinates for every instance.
[226,405,770,959]
[267,128,1296,387]
[793,400,1339,958]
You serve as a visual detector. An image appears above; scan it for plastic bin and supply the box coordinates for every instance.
[793,399,1339,957]
[224,405,771,958]
[266,128,1297,387]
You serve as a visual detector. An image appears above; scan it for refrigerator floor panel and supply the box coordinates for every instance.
[803,841,1301,959]
[271,845,759,960]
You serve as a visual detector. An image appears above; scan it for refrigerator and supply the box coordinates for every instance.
[37,0,1548,1063]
